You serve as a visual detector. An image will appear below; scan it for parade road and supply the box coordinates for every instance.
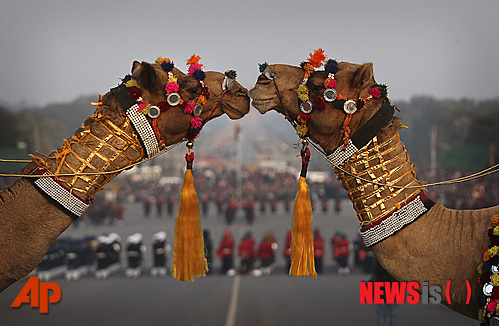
[0,202,477,325]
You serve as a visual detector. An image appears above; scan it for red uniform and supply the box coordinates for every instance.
[238,232,255,274]
[313,229,325,274]
[217,230,234,274]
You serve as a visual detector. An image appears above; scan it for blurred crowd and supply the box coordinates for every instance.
[37,227,375,280]
[419,169,499,209]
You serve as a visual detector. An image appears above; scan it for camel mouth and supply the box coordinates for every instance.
[222,96,251,120]
[249,97,277,114]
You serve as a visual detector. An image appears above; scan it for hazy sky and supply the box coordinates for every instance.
[0,0,498,107]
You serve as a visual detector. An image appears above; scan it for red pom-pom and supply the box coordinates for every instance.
[128,86,142,99]
[158,101,170,112]
[299,112,311,122]
[492,286,499,300]
[313,97,325,111]
[202,86,210,99]
[370,87,382,99]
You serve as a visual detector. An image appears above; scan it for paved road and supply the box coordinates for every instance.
[0,201,478,325]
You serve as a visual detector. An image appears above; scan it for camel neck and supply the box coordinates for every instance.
[31,98,145,204]
[334,119,426,225]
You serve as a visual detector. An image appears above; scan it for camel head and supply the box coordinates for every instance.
[249,49,388,154]
[117,55,250,147]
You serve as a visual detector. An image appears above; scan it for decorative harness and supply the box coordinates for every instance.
[260,52,435,247]
[22,57,237,220]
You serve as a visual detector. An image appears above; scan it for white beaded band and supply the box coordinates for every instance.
[326,139,359,167]
[126,104,160,158]
[360,194,428,247]
[34,172,90,218]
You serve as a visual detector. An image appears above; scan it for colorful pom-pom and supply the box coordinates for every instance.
[370,87,382,99]
[192,69,206,81]
[121,74,132,84]
[301,62,314,74]
[493,274,499,287]
[493,287,499,300]
[313,96,326,111]
[165,82,180,94]
[183,102,195,114]
[158,101,170,112]
[490,246,499,258]
[308,48,326,68]
[298,112,311,123]
[128,86,142,100]
[296,84,309,95]
[324,59,339,74]
[161,61,175,72]
[138,103,151,115]
[125,79,139,88]
[324,78,337,89]
[186,54,202,67]
[190,116,203,129]
[202,86,210,99]
[155,57,170,64]
[295,125,308,138]
[198,95,207,105]
[225,70,237,79]
[188,64,203,75]
[370,84,388,98]
[259,62,268,73]
[488,300,498,313]
[492,214,499,226]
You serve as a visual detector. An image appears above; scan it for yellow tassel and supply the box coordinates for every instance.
[172,160,208,281]
[289,175,317,277]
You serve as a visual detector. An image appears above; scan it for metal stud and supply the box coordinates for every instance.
[147,106,161,119]
[300,100,313,114]
[193,103,203,117]
[343,100,357,114]
[483,282,494,296]
[323,88,337,102]
[167,93,181,106]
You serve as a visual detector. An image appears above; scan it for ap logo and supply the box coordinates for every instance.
[11,276,61,313]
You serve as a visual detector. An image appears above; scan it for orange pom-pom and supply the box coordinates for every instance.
[492,214,499,227]
[308,48,326,68]
[186,54,203,67]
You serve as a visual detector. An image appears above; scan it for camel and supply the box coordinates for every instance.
[0,56,250,292]
[249,54,498,321]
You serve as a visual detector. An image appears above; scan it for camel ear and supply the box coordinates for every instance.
[352,62,375,91]
[132,61,158,91]
[132,61,140,72]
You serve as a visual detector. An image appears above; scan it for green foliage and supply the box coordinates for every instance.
[0,106,20,148]
[396,96,499,170]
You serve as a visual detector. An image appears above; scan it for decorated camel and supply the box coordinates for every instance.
[249,49,499,322]
[0,55,249,292]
